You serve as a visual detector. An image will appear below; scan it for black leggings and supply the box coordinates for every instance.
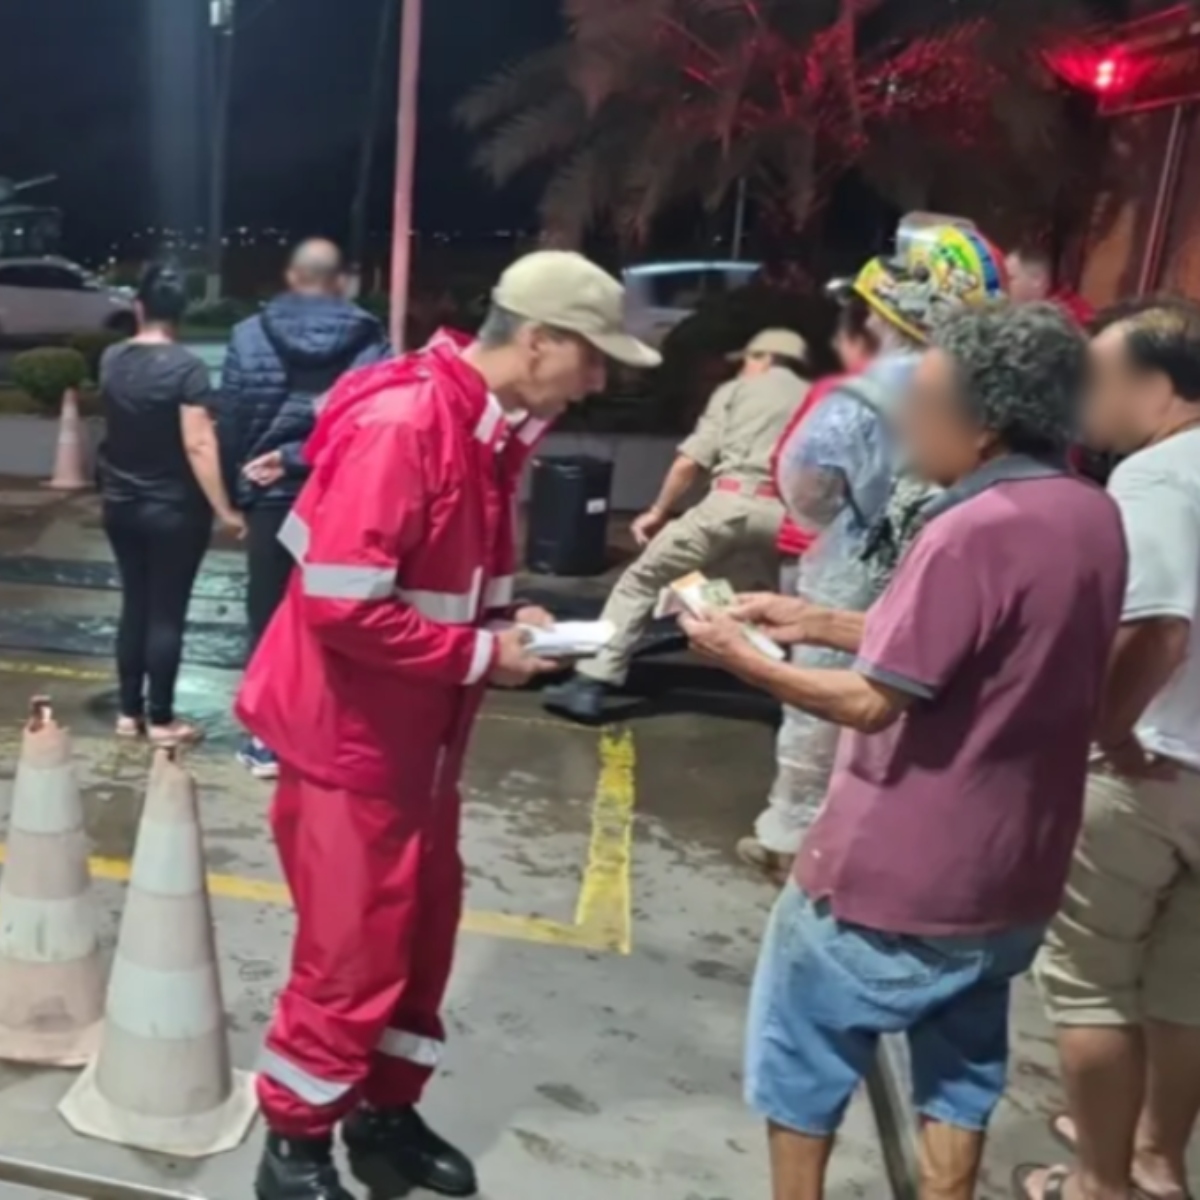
[104,505,211,726]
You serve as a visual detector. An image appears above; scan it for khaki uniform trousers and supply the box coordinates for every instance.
[576,491,782,687]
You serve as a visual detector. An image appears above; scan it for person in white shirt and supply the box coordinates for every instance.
[1024,297,1200,1200]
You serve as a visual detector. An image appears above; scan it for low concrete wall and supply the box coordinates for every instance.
[0,418,677,513]
[0,417,102,482]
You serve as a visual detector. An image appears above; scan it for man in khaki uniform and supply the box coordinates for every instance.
[546,329,809,722]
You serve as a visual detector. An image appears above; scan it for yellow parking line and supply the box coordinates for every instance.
[574,727,636,954]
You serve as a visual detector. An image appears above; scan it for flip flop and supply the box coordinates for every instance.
[1013,1164,1071,1200]
[1044,1114,1193,1200]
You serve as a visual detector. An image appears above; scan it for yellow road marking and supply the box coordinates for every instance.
[574,727,636,954]
[0,653,640,953]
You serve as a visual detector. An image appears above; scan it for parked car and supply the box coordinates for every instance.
[0,257,136,344]
[623,259,761,348]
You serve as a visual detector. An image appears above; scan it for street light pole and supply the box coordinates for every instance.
[205,0,236,304]
[388,0,422,351]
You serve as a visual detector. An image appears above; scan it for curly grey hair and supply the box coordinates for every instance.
[930,302,1085,456]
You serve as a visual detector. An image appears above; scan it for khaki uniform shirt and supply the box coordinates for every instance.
[679,367,808,492]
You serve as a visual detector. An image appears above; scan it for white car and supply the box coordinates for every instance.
[623,259,761,348]
[0,257,136,344]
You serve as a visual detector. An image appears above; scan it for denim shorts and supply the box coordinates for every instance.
[745,883,1044,1136]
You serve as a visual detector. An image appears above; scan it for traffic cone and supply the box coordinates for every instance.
[59,747,257,1157]
[45,387,89,491]
[0,696,104,1066]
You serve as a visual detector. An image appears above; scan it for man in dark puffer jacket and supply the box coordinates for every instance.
[217,238,389,779]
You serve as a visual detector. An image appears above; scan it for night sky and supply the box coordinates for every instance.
[0,0,561,257]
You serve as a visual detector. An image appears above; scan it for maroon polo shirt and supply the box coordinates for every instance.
[796,458,1127,937]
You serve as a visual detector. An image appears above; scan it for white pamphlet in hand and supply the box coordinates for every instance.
[519,620,616,660]
[654,571,785,662]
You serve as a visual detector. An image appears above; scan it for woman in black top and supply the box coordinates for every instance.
[97,265,243,745]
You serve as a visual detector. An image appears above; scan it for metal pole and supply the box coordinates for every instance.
[865,1037,922,1200]
[388,0,422,350]
[205,0,235,304]
[731,177,748,260]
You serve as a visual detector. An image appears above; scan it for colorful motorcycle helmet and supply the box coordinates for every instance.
[852,215,1008,343]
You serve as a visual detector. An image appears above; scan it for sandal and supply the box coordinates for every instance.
[1013,1164,1071,1200]
[1046,1114,1194,1200]
[147,720,205,748]
[115,716,145,740]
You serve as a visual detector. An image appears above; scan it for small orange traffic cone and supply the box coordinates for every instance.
[45,387,89,491]
[0,697,104,1065]
[59,747,256,1157]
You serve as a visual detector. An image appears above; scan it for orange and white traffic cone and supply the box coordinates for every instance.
[0,697,104,1066]
[45,387,89,491]
[59,747,257,1157]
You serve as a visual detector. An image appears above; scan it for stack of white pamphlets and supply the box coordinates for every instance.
[517,620,616,659]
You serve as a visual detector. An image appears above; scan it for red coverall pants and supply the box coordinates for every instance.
[257,767,463,1137]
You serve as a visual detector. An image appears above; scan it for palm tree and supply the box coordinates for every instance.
[458,0,1124,251]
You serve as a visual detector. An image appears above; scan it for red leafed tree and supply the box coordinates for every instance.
[458,0,1123,252]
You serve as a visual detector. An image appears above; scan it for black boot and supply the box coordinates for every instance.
[342,1106,478,1197]
[255,1132,353,1200]
[542,674,610,723]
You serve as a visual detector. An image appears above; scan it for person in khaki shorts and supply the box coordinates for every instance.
[1023,298,1200,1200]
[545,329,809,722]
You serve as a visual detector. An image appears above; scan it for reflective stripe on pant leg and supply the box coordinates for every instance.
[363,781,465,1109]
[257,770,437,1137]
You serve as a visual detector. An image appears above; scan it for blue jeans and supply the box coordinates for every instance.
[745,883,1045,1136]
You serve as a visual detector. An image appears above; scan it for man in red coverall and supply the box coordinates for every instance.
[238,251,660,1200]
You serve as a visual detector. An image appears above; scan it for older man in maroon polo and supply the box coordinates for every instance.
[683,303,1128,1200]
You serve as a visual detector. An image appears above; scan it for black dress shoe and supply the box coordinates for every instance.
[343,1106,478,1197]
[542,675,609,723]
[255,1133,353,1200]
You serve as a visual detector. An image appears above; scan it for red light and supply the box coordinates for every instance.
[1094,57,1118,91]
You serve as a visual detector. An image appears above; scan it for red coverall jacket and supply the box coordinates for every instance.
[235,332,548,797]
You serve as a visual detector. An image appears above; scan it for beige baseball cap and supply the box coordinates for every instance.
[727,328,807,362]
[491,251,662,369]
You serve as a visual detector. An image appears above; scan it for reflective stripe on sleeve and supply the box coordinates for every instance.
[485,575,514,610]
[303,563,397,602]
[258,1048,353,1106]
[280,511,397,603]
[465,630,495,685]
[398,587,478,625]
[377,1028,443,1068]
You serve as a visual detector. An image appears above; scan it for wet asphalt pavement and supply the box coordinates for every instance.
[0,482,1185,1200]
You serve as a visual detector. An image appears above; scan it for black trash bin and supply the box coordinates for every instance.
[525,455,613,576]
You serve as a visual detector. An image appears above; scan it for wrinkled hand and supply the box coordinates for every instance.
[631,506,668,548]
[489,626,557,688]
[680,612,755,669]
[513,605,555,630]
[244,450,285,488]
[729,592,815,646]
[1104,735,1178,782]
